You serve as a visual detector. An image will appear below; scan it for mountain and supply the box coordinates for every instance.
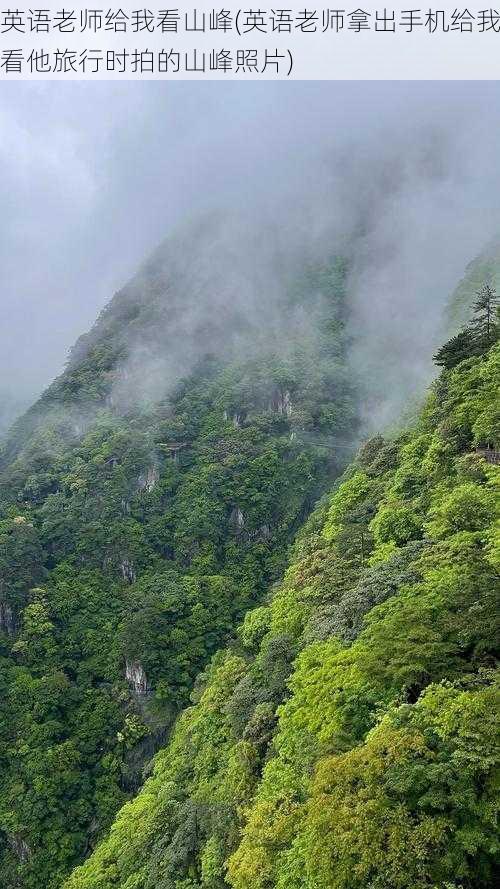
[0,221,359,889]
[65,311,500,889]
[0,393,31,439]
[444,241,500,334]
[0,222,498,889]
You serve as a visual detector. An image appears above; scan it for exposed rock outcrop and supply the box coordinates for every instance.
[8,834,31,863]
[230,506,245,529]
[269,387,293,417]
[138,465,159,492]
[0,600,16,636]
[161,442,188,462]
[120,560,136,584]
[125,660,148,697]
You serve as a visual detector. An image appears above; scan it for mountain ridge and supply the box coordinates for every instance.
[0,231,498,889]
[0,227,358,889]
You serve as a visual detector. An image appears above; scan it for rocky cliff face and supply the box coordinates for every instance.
[125,660,149,697]
[0,599,15,635]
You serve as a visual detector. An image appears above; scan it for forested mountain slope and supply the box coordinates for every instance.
[66,301,499,889]
[0,225,359,889]
[0,393,30,439]
[444,241,500,334]
[1,223,498,889]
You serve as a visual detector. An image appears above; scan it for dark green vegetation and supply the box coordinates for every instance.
[64,309,500,889]
[1,228,499,889]
[0,244,358,889]
[433,283,499,370]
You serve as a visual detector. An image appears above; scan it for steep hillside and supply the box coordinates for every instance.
[66,314,499,889]
[0,393,30,439]
[0,227,358,888]
[1,224,499,889]
[445,241,500,334]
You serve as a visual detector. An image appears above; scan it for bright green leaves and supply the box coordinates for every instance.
[323,472,375,544]
[370,502,423,548]
[297,678,499,889]
[426,482,497,538]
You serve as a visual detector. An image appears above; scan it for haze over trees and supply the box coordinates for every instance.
[0,227,498,889]
[434,284,499,370]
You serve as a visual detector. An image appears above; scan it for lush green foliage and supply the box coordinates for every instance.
[0,254,357,888]
[434,283,499,369]
[2,238,499,889]
[64,338,499,888]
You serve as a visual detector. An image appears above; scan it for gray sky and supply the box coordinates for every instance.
[1,81,500,407]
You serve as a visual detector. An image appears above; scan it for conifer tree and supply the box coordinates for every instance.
[434,283,499,369]
[470,283,499,346]
[433,328,477,369]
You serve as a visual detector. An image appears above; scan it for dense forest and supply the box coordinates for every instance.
[0,233,358,888]
[0,231,498,889]
[65,280,499,889]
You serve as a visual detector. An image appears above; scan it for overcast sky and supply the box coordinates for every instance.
[2,81,500,405]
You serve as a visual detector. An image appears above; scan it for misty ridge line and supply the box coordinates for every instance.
[3,81,500,407]
[3,109,500,453]
[1,85,500,889]
[1,209,498,467]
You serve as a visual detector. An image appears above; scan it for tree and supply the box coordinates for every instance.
[434,284,499,370]
[471,283,499,346]
[433,328,478,370]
